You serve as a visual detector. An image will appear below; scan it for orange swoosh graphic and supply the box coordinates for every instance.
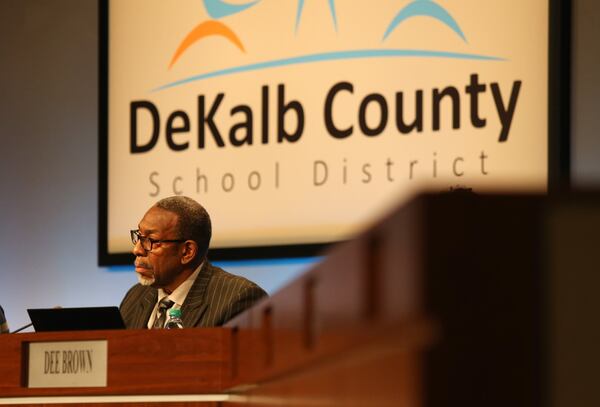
[169,20,246,69]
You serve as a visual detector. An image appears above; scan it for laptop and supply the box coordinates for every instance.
[27,306,126,332]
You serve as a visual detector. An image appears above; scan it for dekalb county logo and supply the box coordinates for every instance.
[130,0,522,167]
[125,0,538,202]
[155,0,500,92]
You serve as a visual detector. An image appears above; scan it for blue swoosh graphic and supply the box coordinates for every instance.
[295,0,338,33]
[203,0,259,19]
[152,49,503,92]
[294,0,304,33]
[328,0,338,31]
[383,0,467,42]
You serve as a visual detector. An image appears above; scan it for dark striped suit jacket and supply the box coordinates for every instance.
[119,262,267,329]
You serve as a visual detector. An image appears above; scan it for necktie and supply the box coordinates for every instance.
[152,298,174,329]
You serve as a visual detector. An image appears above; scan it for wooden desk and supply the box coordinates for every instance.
[0,328,230,406]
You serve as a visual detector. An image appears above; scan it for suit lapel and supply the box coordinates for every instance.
[133,289,157,329]
[181,262,214,327]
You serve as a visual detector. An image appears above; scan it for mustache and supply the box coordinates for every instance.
[135,260,153,270]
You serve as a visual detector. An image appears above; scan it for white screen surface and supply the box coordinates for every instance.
[103,0,549,261]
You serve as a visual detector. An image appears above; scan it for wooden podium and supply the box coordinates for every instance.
[222,192,546,407]
[0,328,232,405]
[3,192,596,406]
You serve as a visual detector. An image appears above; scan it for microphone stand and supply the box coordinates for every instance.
[10,322,33,333]
[9,305,62,333]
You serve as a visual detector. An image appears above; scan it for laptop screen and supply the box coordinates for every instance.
[27,306,126,332]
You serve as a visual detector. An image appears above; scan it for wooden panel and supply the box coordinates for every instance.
[224,197,447,391]
[225,193,548,406]
[420,195,544,407]
[0,329,231,397]
[375,200,426,322]
[226,324,430,407]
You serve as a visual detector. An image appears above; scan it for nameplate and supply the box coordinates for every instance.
[27,340,108,388]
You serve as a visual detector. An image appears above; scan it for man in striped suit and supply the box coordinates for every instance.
[120,196,267,329]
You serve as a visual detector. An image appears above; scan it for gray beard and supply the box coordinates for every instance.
[137,273,155,286]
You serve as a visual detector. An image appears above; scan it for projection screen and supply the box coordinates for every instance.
[99,0,569,265]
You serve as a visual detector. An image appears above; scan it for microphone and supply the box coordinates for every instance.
[11,306,62,334]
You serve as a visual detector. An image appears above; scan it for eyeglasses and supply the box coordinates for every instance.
[130,230,185,252]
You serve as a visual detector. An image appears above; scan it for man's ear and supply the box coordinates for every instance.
[180,240,198,265]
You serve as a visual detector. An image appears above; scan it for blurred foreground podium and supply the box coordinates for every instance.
[1,192,598,406]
